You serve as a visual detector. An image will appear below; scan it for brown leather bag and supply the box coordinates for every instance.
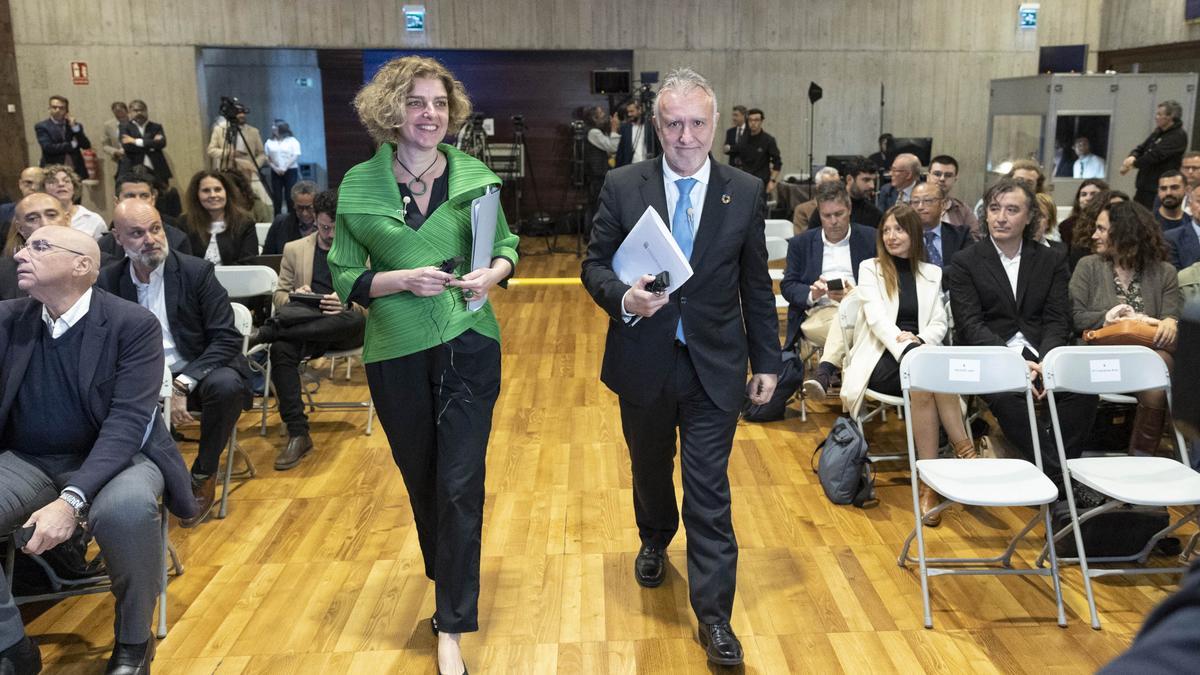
[1083,319,1171,352]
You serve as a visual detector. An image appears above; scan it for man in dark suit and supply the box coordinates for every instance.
[949,178,1097,486]
[261,180,318,255]
[1166,182,1200,270]
[0,225,197,674]
[118,100,172,186]
[34,95,91,178]
[614,100,657,168]
[783,182,876,398]
[910,181,971,281]
[98,167,192,260]
[99,200,251,528]
[721,104,747,168]
[877,153,920,211]
[581,68,779,667]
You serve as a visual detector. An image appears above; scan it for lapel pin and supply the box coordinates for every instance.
[721,194,731,204]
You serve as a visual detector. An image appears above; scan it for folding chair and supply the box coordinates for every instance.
[297,346,375,435]
[765,220,793,282]
[213,265,278,435]
[837,292,905,463]
[1040,345,1200,629]
[896,346,1065,629]
[255,223,272,252]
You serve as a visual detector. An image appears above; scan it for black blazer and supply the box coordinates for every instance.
[947,238,1073,357]
[935,222,972,285]
[615,122,658,168]
[0,288,197,517]
[263,212,306,256]
[723,125,746,166]
[97,217,192,260]
[779,223,877,347]
[182,215,259,265]
[118,120,172,183]
[35,117,91,178]
[1130,122,1188,194]
[581,158,781,412]
[96,250,251,386]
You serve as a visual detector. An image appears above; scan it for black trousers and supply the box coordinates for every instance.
[982,390,1098,489]
[618,343,740,625]
[366,330,501,634]
[186,366,248,477]
[1133,188,1156,211]
[268,307,365,437]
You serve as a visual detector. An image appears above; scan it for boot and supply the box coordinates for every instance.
[919,484,941,527]
[952,437,978,459]
[1129,403,1167,457]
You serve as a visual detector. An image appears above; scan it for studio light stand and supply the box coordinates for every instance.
[807,82,822,189]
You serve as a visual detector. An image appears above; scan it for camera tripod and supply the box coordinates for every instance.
[456,116,492,166]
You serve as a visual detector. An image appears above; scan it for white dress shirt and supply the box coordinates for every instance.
[265,136,302,173]
[42,287,92,339]
[70,206,108,241]
[1073,154,1105,179]
[991,238,1037,357]
[629,123,647,163]
[131,120,154,169]
[809,227,855,307]
[130,263,184,373]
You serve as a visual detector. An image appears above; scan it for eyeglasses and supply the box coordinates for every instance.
[19,239,88,256]
[294,204,315,212]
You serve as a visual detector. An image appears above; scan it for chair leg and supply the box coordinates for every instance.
[913,480,933,629]
[157,504,168,639]
[259,357,273,436]
[1042,504,1067,628]
[219,428,237,519]
[1065,482,1102,629]
[366,397,375,436]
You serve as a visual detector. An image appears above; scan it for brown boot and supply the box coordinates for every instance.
[952,438,978,459]
[1129,403,1167,457]
[275,434,313,471]
[919,484,941,527]
[180,474,217,528]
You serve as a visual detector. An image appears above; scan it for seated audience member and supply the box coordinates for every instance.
[1155,170,1190,232]
[791,167,840,233]
[180,170,259,265]
[839,205,976,525]
[1070,200,1180,456]
[262,180,318,255]
[0,168,45,240]
[909,181,971,276]
[1058,179,1108,250]
[1068,189,1129,272]
[806,158,882,231]
[877,153,920,211]
[780,182,876,353]
[0,226,197,674]
[0,193,70,300]
[98,167,192,260]
[948,178,1097,487]
[1034,193,1067,252]
[99,199,253,527]
[1180,260,1200,303]
[1009,159,1047,194]
[41,164,106,240]
[1165,181,1200,270]
[221,169,274,224]
[250,190,366,470]
[928,154,980,239]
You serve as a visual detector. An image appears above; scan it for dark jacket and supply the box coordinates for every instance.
[723,125,747,167]
[262,212,309,256]
[182,214,259,265]
[1165,219,1200,270]
[96,250,252,386]
[1130,122,1188,194]
[118,120,172,183]
[930,221,973,287]
[779,223,877,347]
[615,121,658,168]
[0,288,197,517]
[581,158,781,412]
[35,117,91,178]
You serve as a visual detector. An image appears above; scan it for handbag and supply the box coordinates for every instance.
[1083,319,1172,352]
[811,417,876,507]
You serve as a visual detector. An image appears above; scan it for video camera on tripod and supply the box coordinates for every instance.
[219,96,249,124]
[216,95,260,175]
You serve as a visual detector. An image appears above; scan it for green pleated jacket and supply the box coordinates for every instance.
[329,142,520,363]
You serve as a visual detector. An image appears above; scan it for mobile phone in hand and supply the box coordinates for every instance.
[827,278,844,291]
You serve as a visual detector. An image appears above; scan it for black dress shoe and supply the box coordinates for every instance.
[275,434,313,470]
[0,636,41,674]
[698,622,743,666]
[634,545,667,588]
[105,638,155,675]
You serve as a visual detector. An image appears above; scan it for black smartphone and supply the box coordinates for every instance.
[827,278,844,291]
[439,256,465,274]
[13,525,34,550]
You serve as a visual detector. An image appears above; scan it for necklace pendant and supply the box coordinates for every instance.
[408,179,428,196]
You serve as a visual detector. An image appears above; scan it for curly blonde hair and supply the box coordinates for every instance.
[41,164,81,202]
[353,56,472,144]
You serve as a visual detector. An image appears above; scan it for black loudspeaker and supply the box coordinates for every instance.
[808,82,823,104]
[1176,299,1200,441]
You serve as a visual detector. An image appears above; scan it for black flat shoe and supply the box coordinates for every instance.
[698,622,743,666]
[634,545,667,588]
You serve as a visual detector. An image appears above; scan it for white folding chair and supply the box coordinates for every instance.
[206,302,261,520]
[766,236,788,283]
[297,346,375,435]
[214,265,278,435]
[897,346,1065,629]
[764,219,794,241]
[837,292,905,463]
[1040,345,1200,629]
[255,222,272,251]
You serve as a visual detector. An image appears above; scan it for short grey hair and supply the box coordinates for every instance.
[1159,99,1183,124]
[815,166,840,184]
[653,67,718,123]
[291,180,318,199]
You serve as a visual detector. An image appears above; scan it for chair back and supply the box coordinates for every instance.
[837,290,864,351]
[1041,346,1169,396]
[214,265,278,299]
[230,302,253,339]
[765,236,788,262]
[764,219,794,240]
[256,222,272,245]
[901,346,1030,396]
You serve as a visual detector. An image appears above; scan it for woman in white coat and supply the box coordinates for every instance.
[840,204,976,525]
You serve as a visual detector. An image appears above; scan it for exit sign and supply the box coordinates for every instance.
[70,61,89,85]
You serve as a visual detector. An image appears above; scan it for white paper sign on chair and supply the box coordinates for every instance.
[1089,359,1121,382]
[948,359,981,382]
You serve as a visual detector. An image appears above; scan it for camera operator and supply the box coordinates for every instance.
[615,97,658,168]
[584,105,619,237]
[206,97,272,210]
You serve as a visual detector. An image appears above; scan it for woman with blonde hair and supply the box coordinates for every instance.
[329,55,519,675]
[841,204,975,525]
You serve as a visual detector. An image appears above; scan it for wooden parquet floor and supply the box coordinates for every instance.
[26,246,1188,673]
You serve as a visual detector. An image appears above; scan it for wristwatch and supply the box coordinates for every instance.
[59,491,89,525]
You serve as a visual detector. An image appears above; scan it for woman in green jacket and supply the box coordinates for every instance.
[330,55,518,675]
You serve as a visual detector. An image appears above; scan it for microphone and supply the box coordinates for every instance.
[402,196,412,208]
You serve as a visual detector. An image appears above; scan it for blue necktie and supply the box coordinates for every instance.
[673,177,697,344]
[924,230,942,267]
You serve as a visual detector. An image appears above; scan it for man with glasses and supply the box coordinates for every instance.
[0,225,197,674]
[910,182,972,278]
[928,154,980,238]
[877,153,920,211]
[248,190,366,470]
[261,180,319,255]
[1,193,70,300]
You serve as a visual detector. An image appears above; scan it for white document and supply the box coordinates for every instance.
[468,187,501,312]
[1089,358,1122,383]
[611,206,693,295]
[947,358,981,383]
